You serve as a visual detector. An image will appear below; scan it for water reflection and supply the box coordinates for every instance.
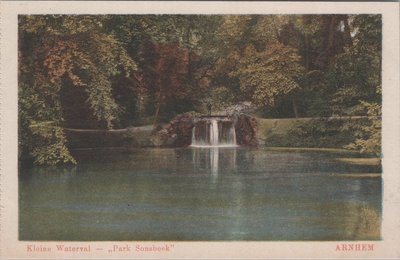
[191,147,237,176]
[19,148,382,241]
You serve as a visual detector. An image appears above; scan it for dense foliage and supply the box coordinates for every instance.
[19,14,382,165]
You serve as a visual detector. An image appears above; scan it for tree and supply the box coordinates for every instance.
[231,43,304,108]
[138,42,191,125]
[19,14,383,165]
[276,15,355,117]
[345,98,381,155]
[211,15,298,111]
[335,15,382,154]
[19,15,137,165]
[109,15,222,122]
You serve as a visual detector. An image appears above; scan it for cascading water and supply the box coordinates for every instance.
[191,117,237,147]
[230,125,237,145]
[191,116,237,176]
[210,119,219,146]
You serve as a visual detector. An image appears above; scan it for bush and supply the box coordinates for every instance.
[264,118,369,149]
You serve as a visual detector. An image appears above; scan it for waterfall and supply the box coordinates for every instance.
[230,125,237,145]
[191,117,237,147]
[191,126,196,146]
[210,119,219,146]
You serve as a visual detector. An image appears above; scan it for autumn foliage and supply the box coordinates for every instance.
[19,14,382,165]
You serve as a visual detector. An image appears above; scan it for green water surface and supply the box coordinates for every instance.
[19,147,382,241]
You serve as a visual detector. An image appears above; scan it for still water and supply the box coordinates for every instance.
[19,147,382,241]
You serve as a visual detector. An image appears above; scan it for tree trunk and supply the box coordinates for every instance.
[326,15,337,57]
[153,102,161,127]
[343,15,353,47]
[304,33,310,70]
[186,20,193,84]
[317,15,338,68]
[153,91,162,127]
[292,97,299,118]
[302,15,312,71]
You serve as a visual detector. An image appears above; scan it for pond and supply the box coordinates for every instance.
[19,147,382,241]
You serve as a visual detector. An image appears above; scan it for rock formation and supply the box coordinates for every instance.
[152,112,258,147]
[235,114,258,146]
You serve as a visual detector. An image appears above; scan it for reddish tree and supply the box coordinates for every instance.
[139,42,192,125]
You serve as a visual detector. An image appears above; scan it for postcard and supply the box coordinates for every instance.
[1,1,399,259]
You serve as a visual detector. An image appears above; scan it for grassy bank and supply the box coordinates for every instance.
[257,117,370,150]
[65,126,154,149]
[65,116,373,152]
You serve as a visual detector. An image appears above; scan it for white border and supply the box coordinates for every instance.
[1,2,399,259]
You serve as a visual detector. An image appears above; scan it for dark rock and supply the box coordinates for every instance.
[150,128,170,147]
[235,114,258,146]
[151,112,258,147]
[151,112,196,147]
